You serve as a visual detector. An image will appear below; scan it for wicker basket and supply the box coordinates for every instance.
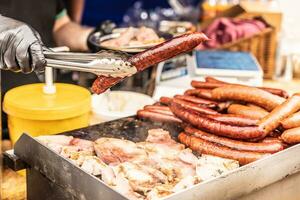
[214,26,276,78]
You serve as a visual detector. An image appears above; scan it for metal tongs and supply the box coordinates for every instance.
[44,50,137,78]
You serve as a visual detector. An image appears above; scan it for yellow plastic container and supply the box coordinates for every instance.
[3,83,91,145]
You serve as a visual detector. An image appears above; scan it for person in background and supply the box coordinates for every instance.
[0,0,94,137]
[63,0,85,24]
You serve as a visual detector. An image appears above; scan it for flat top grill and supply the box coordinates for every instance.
[4,117,300,200]
[62,117,182,142]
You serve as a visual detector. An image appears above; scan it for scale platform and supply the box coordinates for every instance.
[153,50,263,100]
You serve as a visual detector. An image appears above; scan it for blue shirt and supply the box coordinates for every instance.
[82,0,171,26]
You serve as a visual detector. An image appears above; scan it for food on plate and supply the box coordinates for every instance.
[101,27,163,48]
[92,32,208,94]
[36,129,239,200]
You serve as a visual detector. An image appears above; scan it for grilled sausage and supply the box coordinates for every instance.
[205,114,258,126]
[259,94,300,133]
[259,87,289,99]
[261,137,285,144]
[174,95,218,108]
[92,32,208,94]
[204,77,289,98]
[137,110,182,123]
[205,76,224,83]
[153,102,162,106]
[211,85,285,111]
[227,104,269,119]
[247,104,269,112]
[172,98,218,115]
[178,132,270,165]
[281,127,300,144]
[217,101,234,111]
[170,102,265,139]
[92,76,122,94]
[281,111,300,129]
[159,96,173,106]
[143,105,174,116]
[129,32,208,71]
[185,126,283,153]
[184,89,213,99]
[192,81,226,89]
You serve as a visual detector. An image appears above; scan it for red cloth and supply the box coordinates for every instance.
[198,18,267,49]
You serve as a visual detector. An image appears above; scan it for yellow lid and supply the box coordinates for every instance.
[3,83,91,120]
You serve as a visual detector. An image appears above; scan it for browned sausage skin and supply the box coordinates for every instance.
[184,89,213,100]
[258,94,300,133]
[205,76,224,83]
[185,126,283,153]
[159,96,173,105]
[174,95,218,108]
[143,105,174,116]
[281,127,300,144]
[137,110,182,123]
[205,114,258,126]
[92,33,208,94]
[227,104,269,120]
[246,104,269,112]
[92,76,122,94]
[203,77,289,98]
[170,102,266,139]
[128,32,208,71]
[281,111,300,129]
[172,98,218,115]
[178,132,270,165]
[211,85,285,111]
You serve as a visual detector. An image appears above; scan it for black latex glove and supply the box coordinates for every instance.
[0,15,46,73]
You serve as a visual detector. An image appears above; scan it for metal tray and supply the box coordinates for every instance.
[88,29,172,53]
[5,117,300,200]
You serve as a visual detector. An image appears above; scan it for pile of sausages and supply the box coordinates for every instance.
[137,76,300,165]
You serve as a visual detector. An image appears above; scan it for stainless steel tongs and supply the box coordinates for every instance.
[44,51,137,78]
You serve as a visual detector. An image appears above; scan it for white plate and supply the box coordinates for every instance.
[91,91,154,122]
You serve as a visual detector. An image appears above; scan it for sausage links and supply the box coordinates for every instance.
[170,102,266,140]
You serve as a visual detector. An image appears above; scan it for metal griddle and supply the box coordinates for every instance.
[4,116,300,200]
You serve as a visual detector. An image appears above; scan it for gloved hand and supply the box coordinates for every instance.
[0,15,46,73]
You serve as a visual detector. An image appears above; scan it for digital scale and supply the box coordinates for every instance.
[153,50,263,100]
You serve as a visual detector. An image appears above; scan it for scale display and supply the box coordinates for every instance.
[195,50,260,71]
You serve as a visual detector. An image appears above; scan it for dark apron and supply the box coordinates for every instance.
[0,0,58,133]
